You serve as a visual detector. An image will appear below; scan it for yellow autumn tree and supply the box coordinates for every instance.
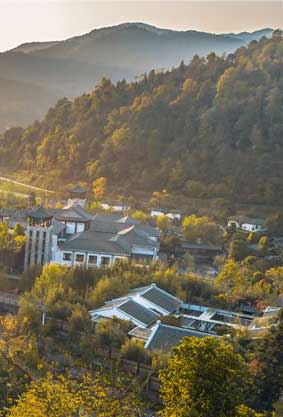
[6,372,143,417]
[93,177,107,201]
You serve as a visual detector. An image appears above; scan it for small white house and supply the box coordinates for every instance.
[101,202,130,212]
[101,202,111,210]
[151,208,182,221]
[241,218,267,233]
[228,217,267,233]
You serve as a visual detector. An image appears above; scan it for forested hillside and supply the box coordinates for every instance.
[1,34,282,204]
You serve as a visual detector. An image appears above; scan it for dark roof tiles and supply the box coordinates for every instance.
[68,184,88,193]
[119,299,158,326]
[62,231,131,256]
[146,323,211,351]
[141,286,181,313]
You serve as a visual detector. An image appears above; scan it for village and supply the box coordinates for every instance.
[0,183,282,358]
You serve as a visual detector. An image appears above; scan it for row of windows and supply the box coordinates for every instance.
[63,252,110,265]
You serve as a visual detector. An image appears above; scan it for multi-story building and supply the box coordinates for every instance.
[24,207,54,270]
[2,186,160,270]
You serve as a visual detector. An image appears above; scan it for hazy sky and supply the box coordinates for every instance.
[0,1,282,51]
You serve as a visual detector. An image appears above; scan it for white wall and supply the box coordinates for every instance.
[151,210,164,217]
[241,223,266,232]
[51,248,129,268]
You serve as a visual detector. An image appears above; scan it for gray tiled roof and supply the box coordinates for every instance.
[118,227,157,248]
[92,213,134,223]
[0,209,15,216]
[27,207,52,219]
[135,224,161,238]
[141,286,181,313]
[119,299,158,326]
[68,184,88,193]
[117,215,140,224]
[61,231,130,256]
[146,323,211,351]
[89,220,128,234]
[50,205,92,222]
[52,219,66,235]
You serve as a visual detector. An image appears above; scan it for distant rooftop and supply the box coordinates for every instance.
[27,207,52,219]
[68,184,89,194]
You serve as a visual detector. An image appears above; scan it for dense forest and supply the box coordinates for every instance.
[1,34,282,205]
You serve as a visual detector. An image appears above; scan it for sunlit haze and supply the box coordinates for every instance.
[0,0,281,51]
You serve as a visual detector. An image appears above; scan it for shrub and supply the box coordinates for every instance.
[120,339,152,364]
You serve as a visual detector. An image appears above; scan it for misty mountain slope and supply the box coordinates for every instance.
[0,77,59,131]
[228,28,273,42]
[0,23,274,131]
[0,51,131,93]
[29,23,243,71]
[1,36,282,205]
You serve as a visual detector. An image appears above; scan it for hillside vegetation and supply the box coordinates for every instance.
[1,35,282,205]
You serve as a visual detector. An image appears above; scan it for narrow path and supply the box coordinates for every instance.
[0,189,29,198]
[0,176,55,194]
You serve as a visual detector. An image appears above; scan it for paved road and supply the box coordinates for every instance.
[0,176,55,194]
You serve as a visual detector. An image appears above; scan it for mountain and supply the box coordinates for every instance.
[228,28,273,42]
[1,35,282,206]
[10,41,59,54]
[0,23,274,131]
[0,77,59,132]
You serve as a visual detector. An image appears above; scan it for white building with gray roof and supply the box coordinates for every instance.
[50,206,160,267]
[89,284,182,327]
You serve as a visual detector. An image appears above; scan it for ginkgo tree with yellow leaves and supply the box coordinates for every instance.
[6,372,144,417]
[159,336,258,417]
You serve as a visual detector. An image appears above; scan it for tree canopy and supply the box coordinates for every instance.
[1,36,282,204]
[159,336,254,417]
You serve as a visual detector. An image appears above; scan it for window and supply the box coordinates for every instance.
[88,255,97,265]
[63,252,72,261]
[41,253,45,265]
[77,223,85,233]
[101,256,110,265]
[75,253,85,263]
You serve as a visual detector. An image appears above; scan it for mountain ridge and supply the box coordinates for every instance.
[0,23,275,132]
[9,23,274,54]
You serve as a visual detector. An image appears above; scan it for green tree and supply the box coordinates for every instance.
[159,337,253,417]
[156,214,169,233]
[229,233,249,261]
[253,310,283,411]
[120,339,151,364]
[96,317,131,349]
[182,215,221,244]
